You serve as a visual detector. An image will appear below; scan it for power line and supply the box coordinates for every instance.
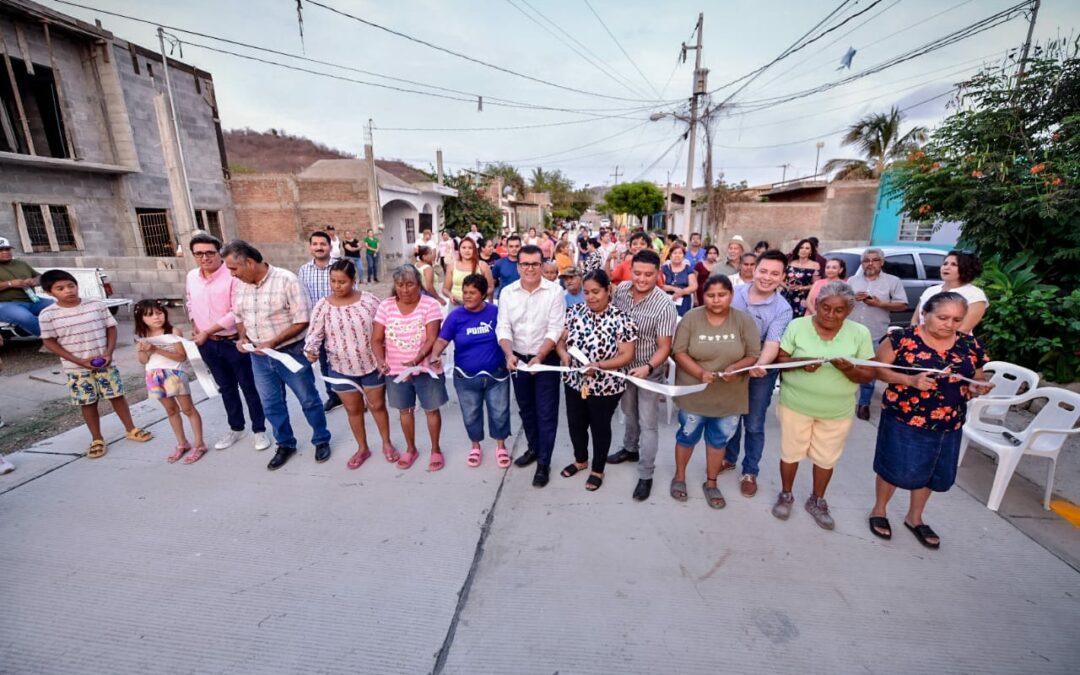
[485,120,651,163]
[305,0,673,103]
[374,113,649,133]
[582,0,661,98]
[507,0,653,100]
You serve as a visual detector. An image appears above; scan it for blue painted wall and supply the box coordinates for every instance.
[870,173,961,248]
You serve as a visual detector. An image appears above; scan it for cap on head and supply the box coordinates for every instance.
[0,237,12,249]
[559,266,582,278]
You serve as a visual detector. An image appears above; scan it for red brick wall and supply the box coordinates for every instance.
[230,175,373,245]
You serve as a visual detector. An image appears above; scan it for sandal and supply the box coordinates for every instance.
[125,427,153,443]
[467,447,482,467]
[703,481,726,509]
[183,444,209,465]
[428,451,445,472]
[347,448,372,470]
[382,445,401,463]
[87,439,107,459]
[869,516,892,540]
[585,474,603,491]
[167,443,190,463]
[561,463,587,478]
[905,521,940,550]
[397,449,419,470]
[670,479,688,502]
[495,446,511,469]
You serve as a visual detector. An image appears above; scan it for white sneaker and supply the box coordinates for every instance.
[0,454,15,475]
[214,429,244,450]
[253,432,272,451]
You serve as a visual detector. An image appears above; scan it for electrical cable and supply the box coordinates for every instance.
[305,0,675,103]
[582,0,661,97]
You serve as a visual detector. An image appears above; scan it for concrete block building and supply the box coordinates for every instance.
[0,0,235,302]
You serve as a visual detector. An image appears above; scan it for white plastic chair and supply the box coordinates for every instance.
[959,387,1080,511]
[976,361,1040,426]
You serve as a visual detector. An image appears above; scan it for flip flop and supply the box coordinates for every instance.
[167,443,190,464]
[495,447,511,468]
[347,449,371,470]
[869,516,892,540]
[561,463,587,478]
[905,521,940,550]
[397,449,419,470]
[670,479,688,502]
[182,444,208,465]
[383,445,400,463]
[428,451,445,472]
[87,439,107,459]
[585,474,603,491]
[702,482,726,509]
[467,447,482,467]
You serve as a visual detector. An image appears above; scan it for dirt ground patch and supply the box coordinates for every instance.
[0,373,148,455]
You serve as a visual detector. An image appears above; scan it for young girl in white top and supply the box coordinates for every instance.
[134,300,206,464]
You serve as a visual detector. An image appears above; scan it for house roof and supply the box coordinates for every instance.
[299,159,455,197]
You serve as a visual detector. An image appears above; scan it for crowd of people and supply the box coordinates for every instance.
[0,228,997,546]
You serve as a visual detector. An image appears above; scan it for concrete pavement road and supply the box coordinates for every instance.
[2,384,1078,674]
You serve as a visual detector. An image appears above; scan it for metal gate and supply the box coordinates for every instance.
[137,209,173,257]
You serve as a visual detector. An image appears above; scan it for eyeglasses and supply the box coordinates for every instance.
[861,257,883,263]
[518,262,542,269]
[192,251,219,258]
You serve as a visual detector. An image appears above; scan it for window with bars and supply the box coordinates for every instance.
[897,214,935,242]
[137,209,174,257]
[13,203,82,252]
[196,209,223,240]
[405,217,416,244]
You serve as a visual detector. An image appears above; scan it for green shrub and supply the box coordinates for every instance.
[977,256,1080,383]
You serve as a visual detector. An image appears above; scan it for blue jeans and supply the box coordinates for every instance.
[0,297,55,335]
[511,352,561,466]
[676,411,740,449]
[317,345,340,403]
[858,337,885,406]
[197,338,265,433]
[724,370,779,476]
[366,252,379,282]
[249,341,330,449]
[454,370,511,442]
[346,256,363,280]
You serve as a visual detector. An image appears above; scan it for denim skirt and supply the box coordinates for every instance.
[873,412,962,492]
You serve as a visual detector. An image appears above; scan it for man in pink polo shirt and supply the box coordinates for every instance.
[185,232,270,451]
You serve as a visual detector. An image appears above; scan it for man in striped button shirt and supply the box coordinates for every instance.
[298,231,342,412]
[608,249,678,502]
[224,240,331,471]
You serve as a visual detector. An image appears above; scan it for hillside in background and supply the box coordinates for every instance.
[224,128,355,174]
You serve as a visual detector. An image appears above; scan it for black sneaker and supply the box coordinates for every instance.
[267,446,296,471]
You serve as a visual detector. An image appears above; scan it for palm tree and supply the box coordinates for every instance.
[823,107,928,180]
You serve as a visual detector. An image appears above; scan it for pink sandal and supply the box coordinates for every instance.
[347,448,371,470]
[167,443,190,463]
[397,449,419,470]
[183,444,208,465]
[428,451,445,472]
[467,447,482,467]
[383,445,400,463]
[495,446,511,469]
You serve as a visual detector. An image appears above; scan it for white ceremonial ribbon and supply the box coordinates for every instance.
[139,335,220,398]
[452,367,511,382]
[517,362,708,397]
[392,365,442,384]
[241,343,372,395]
[725,356,986,385]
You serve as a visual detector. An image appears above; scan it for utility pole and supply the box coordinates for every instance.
[1016,0,1041,80]
[779,163,791,183]
[610,166,622,185]
[157,28,195,261]
[814,141,825,178]
[680,13,704,241]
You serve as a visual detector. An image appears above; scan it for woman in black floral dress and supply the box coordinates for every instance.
[782,238,821,317]
[556,270,638,491]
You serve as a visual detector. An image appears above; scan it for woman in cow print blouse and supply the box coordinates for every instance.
[556,269,638,491]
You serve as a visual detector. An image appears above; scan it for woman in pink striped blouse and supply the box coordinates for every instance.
[304,259,397,470]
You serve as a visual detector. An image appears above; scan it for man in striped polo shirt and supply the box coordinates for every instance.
[608,249,678,501]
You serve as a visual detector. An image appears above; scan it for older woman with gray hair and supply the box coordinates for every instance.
[372,264,448,471]
[771,280,877,529]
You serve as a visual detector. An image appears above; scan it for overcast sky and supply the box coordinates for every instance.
[45,0,1078,188]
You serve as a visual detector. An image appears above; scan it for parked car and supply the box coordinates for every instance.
[823,246,952,325]
[0,267,130,338]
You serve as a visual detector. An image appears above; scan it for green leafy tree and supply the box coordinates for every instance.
[438,171,503,239]
[891,41,1080,286]
[600,182,666,221]
[823,106,928,180]
[484,162,526,198]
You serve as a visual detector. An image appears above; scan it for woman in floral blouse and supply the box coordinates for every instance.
[556,269,638,491]
[303,259,396,470]
[868,291,994,549]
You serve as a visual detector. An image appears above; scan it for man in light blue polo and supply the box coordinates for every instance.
[722,249,793,499]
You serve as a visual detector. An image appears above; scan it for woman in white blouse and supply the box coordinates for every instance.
[913,251,987,333]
